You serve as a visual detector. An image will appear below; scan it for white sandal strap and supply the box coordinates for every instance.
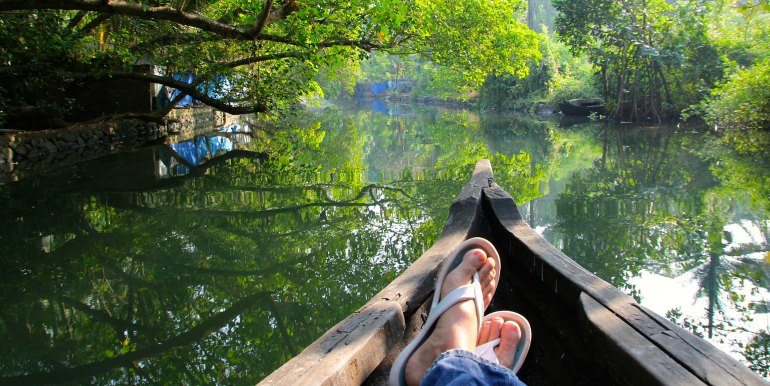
[474,338,501,364]
[428,271,484,332]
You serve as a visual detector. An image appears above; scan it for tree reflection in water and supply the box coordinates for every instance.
[544,124,770,378]
[1,105,768,383]
[0,106,542,384]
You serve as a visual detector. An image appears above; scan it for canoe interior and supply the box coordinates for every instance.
[366,218,614,385]
[364,197,611,385]
[261,160,765,386]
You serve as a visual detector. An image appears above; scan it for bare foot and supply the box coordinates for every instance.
[404,249,497,386]
[477,316,522,369]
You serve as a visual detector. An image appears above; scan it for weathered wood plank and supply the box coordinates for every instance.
[633,303,767,386]
[259,300,404,386]
[580,292,706,386]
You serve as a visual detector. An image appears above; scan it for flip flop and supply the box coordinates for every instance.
[431,238,501,312]
[388,238,501,386]
[474,311,532,373]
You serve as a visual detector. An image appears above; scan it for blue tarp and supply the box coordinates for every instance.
[160,73,195,107]
[170,135,236,167]
[370,100,388,113]
[370,82,388,94]
[159,73,231,108]
[218,124,239,133]
[170,139,200,166]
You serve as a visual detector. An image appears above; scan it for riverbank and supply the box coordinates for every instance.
[0,107,233,183]
[383,94,473,109]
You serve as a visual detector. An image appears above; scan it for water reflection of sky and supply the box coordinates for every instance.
[529,194,770,371]
[628,220,770,364]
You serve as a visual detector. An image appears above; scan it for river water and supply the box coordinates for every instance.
[1,101,768,383]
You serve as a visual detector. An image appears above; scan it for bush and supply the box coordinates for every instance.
[477,28,600,110]
[541,30,599,105]
[705,58,770,156]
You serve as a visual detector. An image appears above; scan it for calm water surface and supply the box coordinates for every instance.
[1,101,768,383]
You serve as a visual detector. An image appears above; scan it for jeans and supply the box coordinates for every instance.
[421,349,528,386]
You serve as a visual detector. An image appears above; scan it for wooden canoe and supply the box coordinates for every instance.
[559,98,606,116]
[259,159,766,386]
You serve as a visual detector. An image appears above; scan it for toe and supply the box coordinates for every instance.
[478,320,492,344]
[477,253,497,308]
[478,253,495,280]
[495,321,522,369]
[478,316,504,345]
[482,278,496,307]
[440,249,486,298]
[465,249,488,270]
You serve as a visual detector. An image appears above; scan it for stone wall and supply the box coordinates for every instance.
[0,119,168,182]
[166,106,228,135]
[0,107,241,183]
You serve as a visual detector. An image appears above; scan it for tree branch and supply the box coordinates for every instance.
[64,10,87,34]
[254,0,274,38]
[128,33,212,53]
[0,292,268,386]
[266,0,299,24]
[78,71,267,114]
[0,0,296,41]
[2,1,387,57]
[258,33,388,51]
[74,12,112,38]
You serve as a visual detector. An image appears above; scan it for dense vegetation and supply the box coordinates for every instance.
[322,0,769,160]
[549,0,767,159]
[2,0,768,156]
[0,0,538,129]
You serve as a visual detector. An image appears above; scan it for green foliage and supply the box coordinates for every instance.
[710,0,770,67]
[408,0,540,87]
[553,0,723,120]
[540,29,599,105]
[745,330,770,378]
[0,0,541,129]
[706,135,770,213]
[322,0,541,102]
[549,0,769,127]
[478,26,597,110]
[705,58,770,156]
[412,63,482,101]
[358,52,417,83]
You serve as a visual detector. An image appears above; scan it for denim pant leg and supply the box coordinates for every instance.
[420,349,528,386]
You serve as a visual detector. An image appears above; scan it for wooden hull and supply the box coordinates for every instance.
[260,160,765,386]
[559,98,605,116]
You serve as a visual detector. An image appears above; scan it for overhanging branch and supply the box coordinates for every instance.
[0,1,395,56]
[78,71,267,115]
[0,0,296,40]
[225,51,305,68]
